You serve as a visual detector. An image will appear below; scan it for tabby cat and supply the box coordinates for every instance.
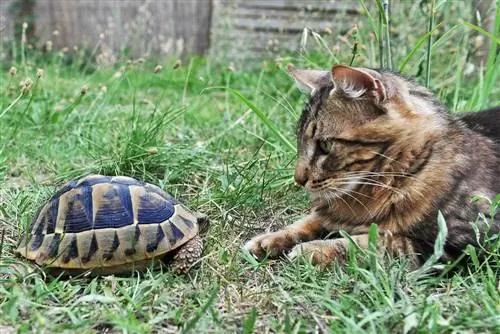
[244,64,499,268]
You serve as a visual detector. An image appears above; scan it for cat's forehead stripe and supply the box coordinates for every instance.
[298,83,333,135]
[314,84,333,118]
[305,121,317,138]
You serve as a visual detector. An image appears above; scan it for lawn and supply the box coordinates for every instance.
[1,2,499,333]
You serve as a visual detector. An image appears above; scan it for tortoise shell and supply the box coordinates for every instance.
[15,174,200,274]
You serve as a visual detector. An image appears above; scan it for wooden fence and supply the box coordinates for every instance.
[1,0,213,61]
[210,0,360,63]
[1,0,361,63]
[1,0,494,65]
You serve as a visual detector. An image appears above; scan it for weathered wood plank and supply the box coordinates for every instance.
[210,0,360,63]
[238,0,359,12]
[232,17,342,34]
[1,0,213,61]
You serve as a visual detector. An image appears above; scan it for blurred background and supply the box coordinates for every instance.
[0,0,361,64]
[1,0,495,66]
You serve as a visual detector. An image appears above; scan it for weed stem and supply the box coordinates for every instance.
[425,0,436,87]
[0,92,24,119]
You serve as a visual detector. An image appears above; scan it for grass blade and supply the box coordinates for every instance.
[376,0,385,67]
[399,22,444,73]
[0,92,24,119]
[0,228,5,261]
[242,307,258,334]
[463,21,500,45]
[204,87,296,153]
[182,286,219,333]
[425,0,437,87]
[358,0,378,41]
[382,0,392,69]
[464,3,500,108]
[410,210,448,279]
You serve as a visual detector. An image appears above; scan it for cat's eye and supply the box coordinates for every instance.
[318,140,332,154]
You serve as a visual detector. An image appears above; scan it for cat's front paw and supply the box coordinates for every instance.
[243,231,295,259]
[288,240,347,267]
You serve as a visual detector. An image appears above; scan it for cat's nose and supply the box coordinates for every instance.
[294,164,309,186]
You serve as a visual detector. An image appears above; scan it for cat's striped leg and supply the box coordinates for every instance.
[288,233,419,268]
[243,214,327,259]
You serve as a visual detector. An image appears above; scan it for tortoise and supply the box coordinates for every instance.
[15,174,206,275]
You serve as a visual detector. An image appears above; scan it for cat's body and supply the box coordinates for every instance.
[244,65,499,268]
[461,106,500,141]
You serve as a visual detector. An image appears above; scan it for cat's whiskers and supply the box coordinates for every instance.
[323,190,336,209]
[309,173,398,199]
[310,177,371,213]
[331,186,371,212]
[314,188,335,209]
[369,150,405,166]
[337,171,427,199]
[339,179,406,198]
[357,174,427,199]
[318,177,374,200]
[313,186,357,215]
[370,150,434,175]
[340,187,373,200]
[342,170,428,186]
[363,152,437,188]
[328,189,357,215]
[310,171,411,199]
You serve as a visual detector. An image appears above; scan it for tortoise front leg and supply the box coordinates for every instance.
[170,234,203,274]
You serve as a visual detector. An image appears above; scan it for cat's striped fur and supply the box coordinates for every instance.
[244,64,499,268]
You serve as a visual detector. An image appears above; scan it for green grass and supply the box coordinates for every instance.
[1,2,499,333]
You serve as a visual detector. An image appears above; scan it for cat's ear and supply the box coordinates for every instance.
[330,65,387,103]
[287,64,331,95]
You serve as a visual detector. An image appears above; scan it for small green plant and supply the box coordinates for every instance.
[86,98,185,181]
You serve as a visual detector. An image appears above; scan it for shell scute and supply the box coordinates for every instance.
[102,231,120,261]
[61,235,79,264]
[30,232,45,252]
[34,233,55,265]
[92,183,133,229]
[117,224,145,261]
[110,176,142,185]
[48,233,62,257]
[30,199,58,235]
[145,224,165,253]
[81,233,98,264]
[62,188,93,233]
[168,223,185,242]
[144,183,180,204]
[137,192,174,224]
[77,175,112,188]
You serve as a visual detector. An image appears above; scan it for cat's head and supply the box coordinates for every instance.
[289,64,448,199]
